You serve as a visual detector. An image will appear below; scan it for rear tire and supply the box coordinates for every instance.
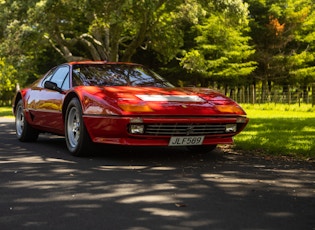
[65,98,92,156]
[15,100,39,142]
[187,145,217,154]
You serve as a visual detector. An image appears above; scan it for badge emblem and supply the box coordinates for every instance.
[186,126,194,135]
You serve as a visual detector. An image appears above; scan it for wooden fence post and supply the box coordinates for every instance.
[250,85,255,104]
[287,85,291,104]
[312,83,315,107]
[241,86,245,103]
[274,88,278,104]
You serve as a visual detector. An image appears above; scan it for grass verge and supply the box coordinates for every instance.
[234,104,315,160]
[0,106,13,118]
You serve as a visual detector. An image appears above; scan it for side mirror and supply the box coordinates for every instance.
[44,81,63,93]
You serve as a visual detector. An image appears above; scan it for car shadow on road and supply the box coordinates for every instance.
[28,130,228,165]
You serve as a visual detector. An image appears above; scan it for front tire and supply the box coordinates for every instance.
[65,98,92,156]
[15,100,39,142]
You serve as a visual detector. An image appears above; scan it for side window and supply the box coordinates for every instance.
[62,74,70,90]
[50,66,70,90]
[72,70,84,86]
[41,68,56,87]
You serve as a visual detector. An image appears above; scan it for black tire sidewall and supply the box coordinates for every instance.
[15,100,25,140]
[15,100,38,142]
[65,98,88,156]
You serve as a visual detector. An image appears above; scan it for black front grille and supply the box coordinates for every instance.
[144,123,226,136]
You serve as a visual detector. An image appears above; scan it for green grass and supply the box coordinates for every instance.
[0,106,13,117]
[234,103,315,159]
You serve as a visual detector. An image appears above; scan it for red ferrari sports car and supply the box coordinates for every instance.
[13,61,248,156]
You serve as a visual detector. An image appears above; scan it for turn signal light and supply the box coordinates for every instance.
[215,105,245,115]
[118,104,153,112]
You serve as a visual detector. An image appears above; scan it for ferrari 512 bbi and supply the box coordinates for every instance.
[12,61,249,156]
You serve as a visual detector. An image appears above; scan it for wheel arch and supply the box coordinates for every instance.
[63,92,93,156]
[62,92,81,122]
[12,93,23,115]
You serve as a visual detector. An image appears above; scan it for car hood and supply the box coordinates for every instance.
[77,86,247,116]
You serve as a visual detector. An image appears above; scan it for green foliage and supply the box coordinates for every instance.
[15,0,187,62]
[0,58,17,98]
[0,0,315,92]
[0,0,61,86]
[246,0,315,86]
[180,2,256,86]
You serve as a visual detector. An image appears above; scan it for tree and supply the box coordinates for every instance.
[286,1,315,86]
[0,58,17,99]
[1,0,191,87]
[0,0,59,85]
[22,0,186,62]
[179,0,256,87]
[245,0,315,98]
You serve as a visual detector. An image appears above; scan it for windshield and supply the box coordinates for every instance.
[72,64,174,88]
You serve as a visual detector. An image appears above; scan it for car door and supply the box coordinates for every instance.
[32,65,70,134]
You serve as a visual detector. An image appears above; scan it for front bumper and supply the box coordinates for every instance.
[83,115,248,146]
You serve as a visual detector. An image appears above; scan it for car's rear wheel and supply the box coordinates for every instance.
[65,98,91,156]
[15,100,39,142]
[187,144,217,154]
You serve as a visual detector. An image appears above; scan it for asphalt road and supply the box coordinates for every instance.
[0,117,315,230]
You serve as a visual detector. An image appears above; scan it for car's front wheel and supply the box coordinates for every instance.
[15,100,39,142]
[65,98,92,156]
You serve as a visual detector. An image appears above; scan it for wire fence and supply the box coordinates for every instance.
[220,83,315,106]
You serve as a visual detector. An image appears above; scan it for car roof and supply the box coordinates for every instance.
[67,61,141,66]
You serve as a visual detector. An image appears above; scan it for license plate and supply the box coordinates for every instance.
[169,136,204,146]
